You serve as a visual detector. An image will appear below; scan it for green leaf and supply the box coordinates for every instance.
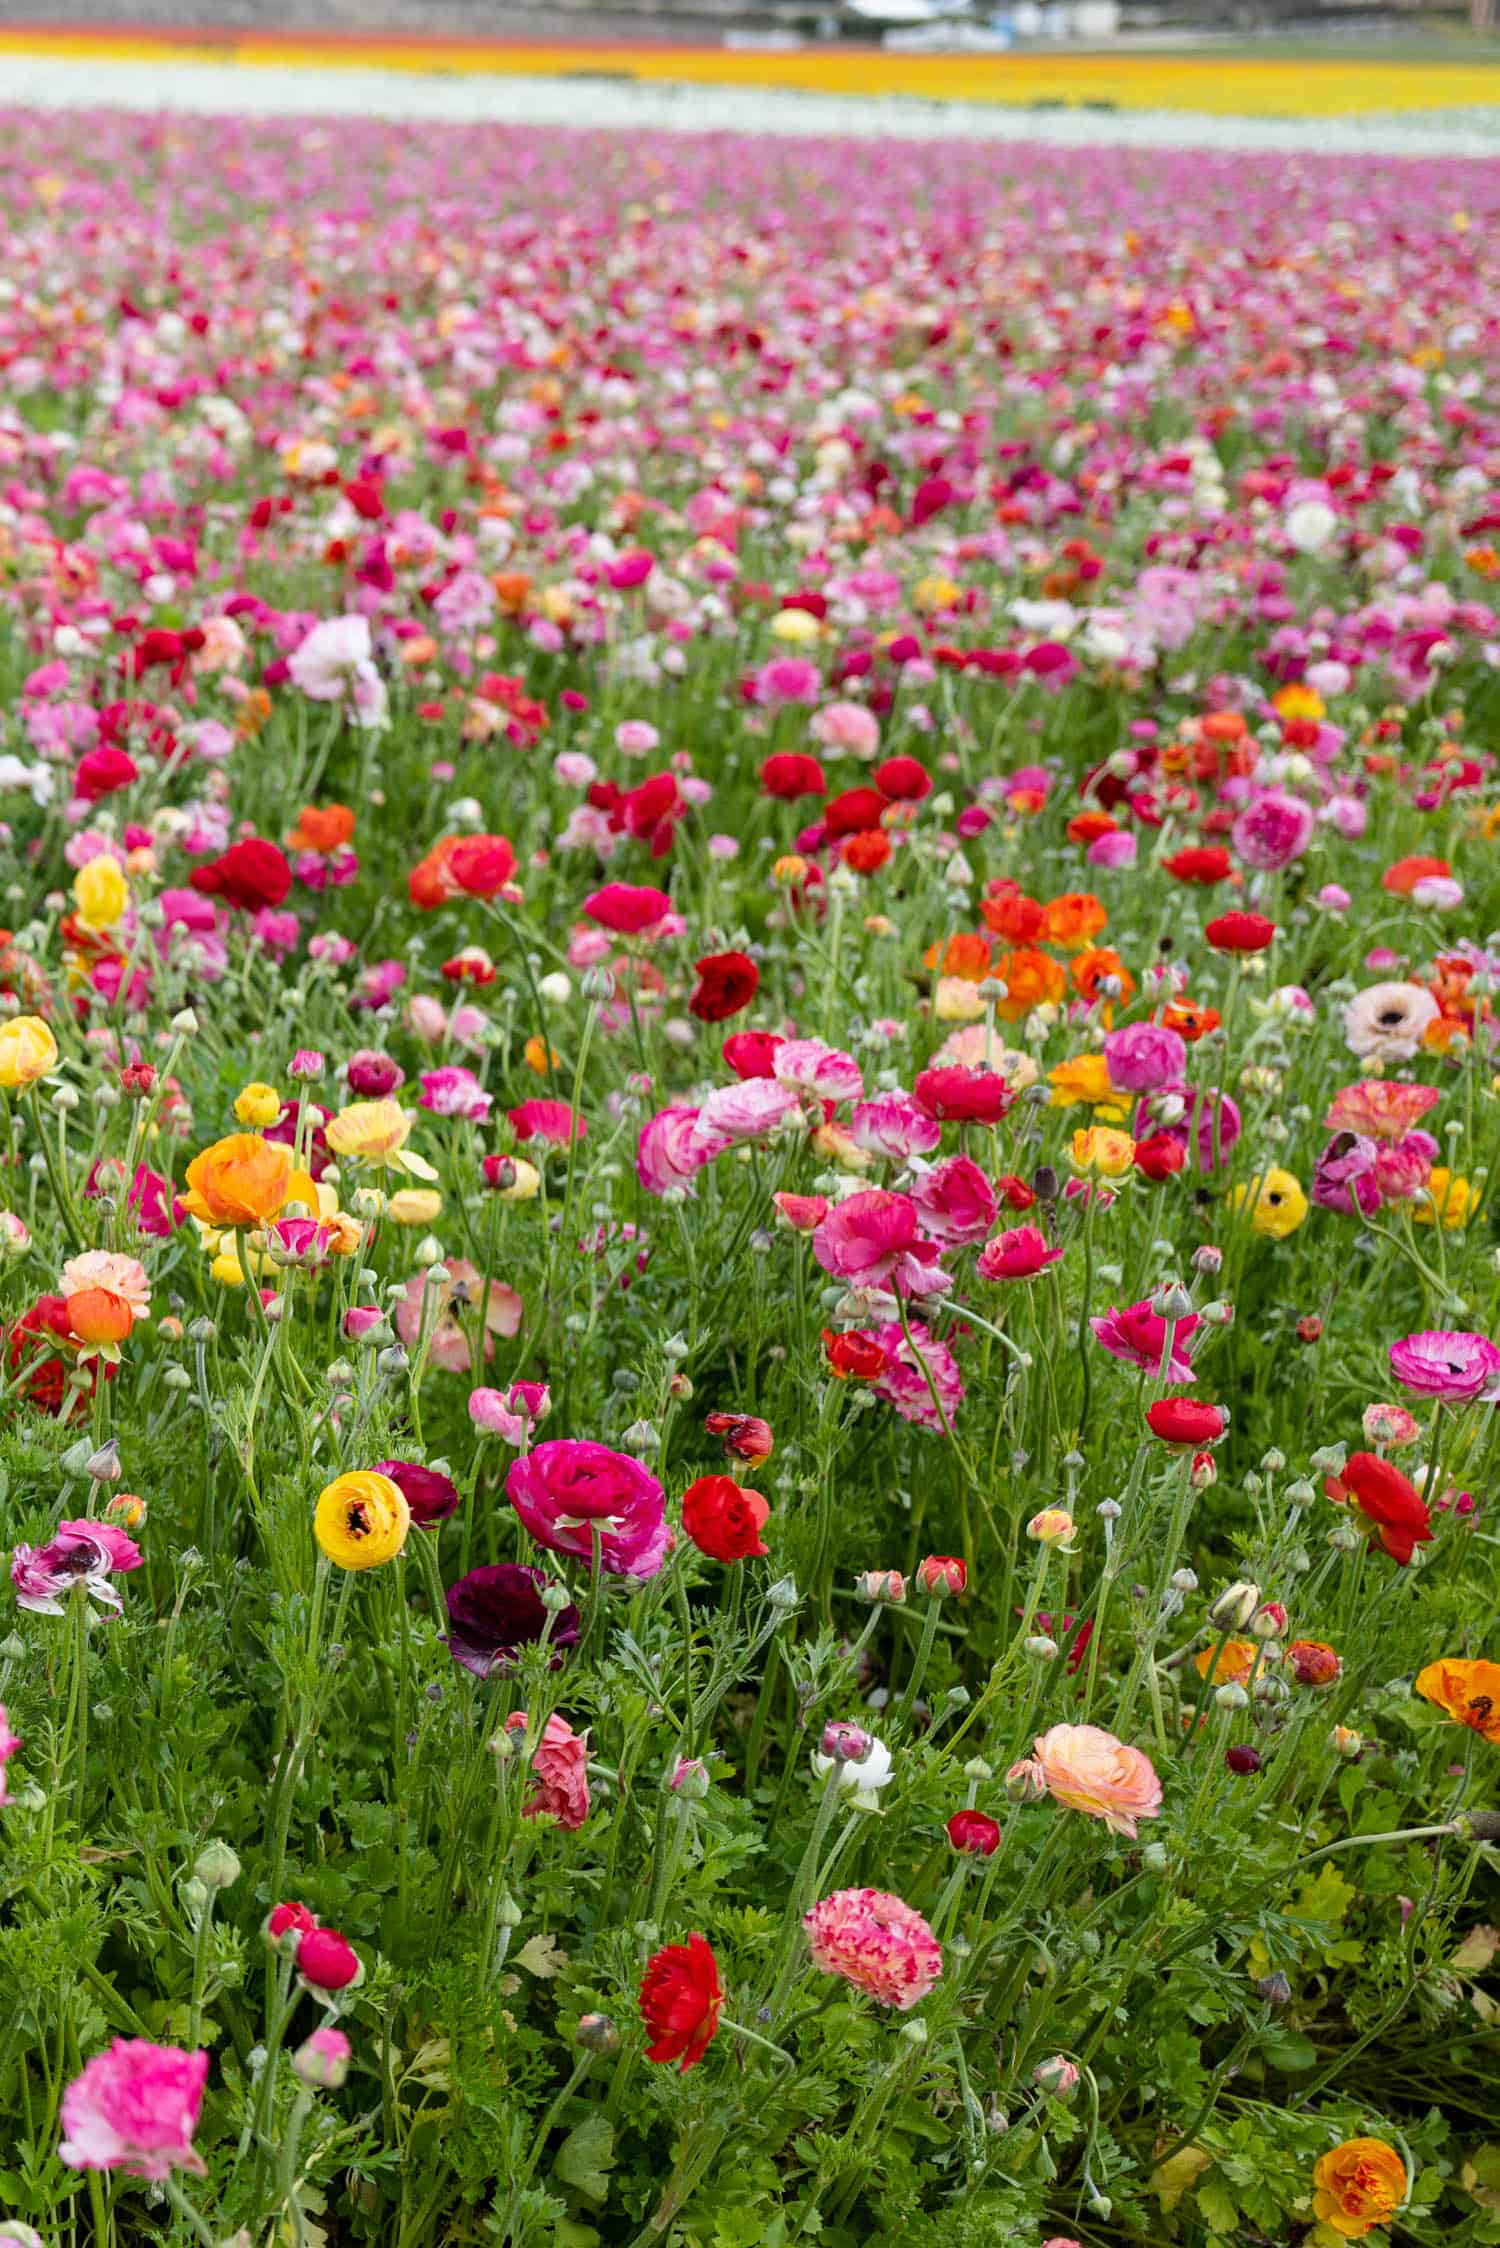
[555,2113,617,2204]
[1259,2029,1317,2072]
[1197,2178,1239,2234]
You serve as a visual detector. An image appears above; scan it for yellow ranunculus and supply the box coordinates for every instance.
[0,1015,59,1091]
[1229,1165,1308,1239]
[769,606,821,645]
[913,574,961,614]
[72,854,129,929]
[234,1082,283,1128]
[210,1251,249,1287]
[1049,1054,1126,1116]
[493,1157,541,1203]
[325,1098,438,1179]
[386,1188,444,1227]
[314,1470,410,1571]
[1414,1167,1479,1229]
[1069,1126,1135,1177]
[934,976,986,1024]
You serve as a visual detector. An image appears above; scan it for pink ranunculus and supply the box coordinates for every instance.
[812,700,881,756]
[693,1079,802,1148]
[812,1191,951,1299]
[871,1319,964,1429]
[1089,1300,1199,1384]
[1033,1722,1162,1838]
[506,1710,591,1829]
[1231,789,1315,872]
[753,656,821,706]
[1087,829,1137,870]
[1371,1130,1438,1201]
[1135,1083,1240,1174]
[803,1888,942,2010]
[419,1066,492,1123]
[1389,1329,1500,1404]
[60,2039,209,2179]
[772,1038,864,1104]
[509,1099,585,1146]
[909,1155,996,1247]
[637,1106,724,1195]
[11,1519,144,1616]
[394,1261,522,1373]
[469,1381,551,1445]
[849,1091,943,1162]
[1103,1021,1186,1094]
[506,1438,669,1578]
[583,882,673,935]
[976,1225,1063,1281]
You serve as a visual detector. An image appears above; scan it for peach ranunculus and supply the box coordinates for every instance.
[1032,1723,1162,1839]
[394,1259,522,1373]
[1311,2136,1407,2239]
[60,1250,151,1318]
[1414,1655,1500,1744]
[324,1098,438,1179]
[180,1134,318,1230]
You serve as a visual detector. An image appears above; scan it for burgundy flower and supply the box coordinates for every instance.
[444,1563,580,1678]
[376,1459,461,1526]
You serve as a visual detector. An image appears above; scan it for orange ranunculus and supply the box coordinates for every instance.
[1040,891,1107,950]
[1382,853,1451,896]
[1071,946,1136,1007]
[492,571,531,613]
[65,1287,134,1348]
[842,830,891,877]
[989,948,1067,1022]
[1311,2137,1406,2239]
[236,687,272,740]
[1067,810,1118,846]
[923,931,992,983]
[1414,1655,1500,1744]
[1192,1637,1256,1687]
[980,880,1046,945]
[180,1134,316,1230]
[1200,710,1248,743]
[1159,999,1221,1043]
[289,803,356,853]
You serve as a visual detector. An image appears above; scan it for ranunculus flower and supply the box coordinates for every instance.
[1204,910,1276,954]
[1311,2137,1407,2240]
[689,950,759,1023]
[803,1888,942,2010]
[913,1064,1014,1124]
[296,1927,361,1991]
[976,1225,1063,1281]
[637,1107,723,1196]
[583,882,672,934]
[773,1038,864,1104]
[1388,1328,1500,1403]
[11,1517,144,1615]
[1032,1723,1162,1838]
[314,1470,410,1570]
[681,1474,770,1561]
[376,1459,460,1526]
[508,1098,585,1145]
[394,1261,522,1373]
[639,1933,723,2070]
[1231,789,1314,871]
[1145,1398,1226,1447]
[505,1709,591,1828]
[946,1810,1002,1855]
[811,1191,950,1299]
[1414,1655,1500,1743]
[507,1439,669,1578]
[180,1133,317,1229]
[1343,981,1440,1063]
[909,1154,996,1246]
[849,1091,942,1161]
[871,1321,965,1429]
[59,2038,208,2179]
[1331,1451,1433,1566]
[446,1564,579,1677]
[189,836,292,912]
[1090,1299,1199,1383]
[1102,1021,1185,1093]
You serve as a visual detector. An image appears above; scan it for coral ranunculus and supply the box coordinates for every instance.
[1311,2136,1407,2239]
[639,1933,724,2070]
[1032,1723,1162,1838]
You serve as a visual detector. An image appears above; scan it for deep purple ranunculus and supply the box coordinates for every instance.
[444,1564,580,1678]
[376,1459,461,1527]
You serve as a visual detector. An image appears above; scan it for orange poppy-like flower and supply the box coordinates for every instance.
[1040,892,1108,950]
[842,830,891,877]
[236,687,272,740]
[1311,2137,1406,2239]
[1193,1637,1256,1687]
[180,1134,318,1230]
[1066,810,1118,846]
[65,1287,134,1350]
[1200,710,1248,743]
[922,931,992,983]
[289,803,356,853]
[1465,543,1500,579]
[1159,1000,1221,1044]
[1414,1655,1500,1744]
[1071,947,1137,1007]
[1382,853,1451,896]
[492,571,531,613]
[980,881,1046,945]
[989,948,1067,1022]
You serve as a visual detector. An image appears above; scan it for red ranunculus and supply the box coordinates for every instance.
[75,744,139,801]
[1163,846,1233,885]
[913,1065,1014,1124]
[639,1933,723,2071]
[995,1173,1037,1211]
[1146,1398,1226,1447]
[1333,1451,1433,1566]
[759,752,826,800]
[1134,1132,1188,1182]
[508,1099,585,1145]
[824,785,889,838]
[704,1411,774,1463]
[681,1474,770,1562]
[445,833,517,898]
[189,837,292,912]
[1205,910,1276,954]
[823,1328,886,1380]
[267,1901,318,1941]
[946,1810,1002,1856]
[722,1029,783,1080]
[875,755,931,802]
[689,951,759,1023]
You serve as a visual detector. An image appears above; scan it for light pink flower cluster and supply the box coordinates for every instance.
[804,1887,942,2010]
[59,2038,208,2179]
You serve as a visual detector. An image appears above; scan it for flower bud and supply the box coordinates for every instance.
[1026,1508,1075,1548]
[193,1840,242,1890]
[1208,1580,1260,1630]
[820,1721,872,1765]
[1032,2055,1080,2101]
[1004,1757,1046,1803]
[855,1568,906,1604]
[1191,1244,1223,1275]
[1190,1450,1218,1489]
[1214,1682,1250,1711]
[916,1554,967,1598]
[86,1439,122,1483]
[105,1491,148,1530]
[1025,1634,1059,1660]
[1250,1600,1287,1640]
[1256,1970,1292,2007]
[576,2012,621,2055]
[292,2026,351,2089]
[1331,1725,1363,1759]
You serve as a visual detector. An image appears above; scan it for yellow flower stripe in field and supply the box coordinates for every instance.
[4,26,1500,115]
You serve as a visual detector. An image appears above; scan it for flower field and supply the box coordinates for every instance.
[5,104,1500,2248]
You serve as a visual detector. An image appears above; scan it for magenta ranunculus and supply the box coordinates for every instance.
[849,1091,943,1162]
[870,1319,965,1430]
[376,1459,461,1526]
[637,1106,726,1195]
[1231,788,1316,872]
[1135,1083,1240,1174]
[811,1190,951,1299]
[1389,1330,1500,1404]
[506,1439,669,1578]
[909,1155,996,1247]
[60,2039,209,2180]
[1089,1300,1200,1384]
[1103,1022,1186,1094]
[1311,1133,1383,1217]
